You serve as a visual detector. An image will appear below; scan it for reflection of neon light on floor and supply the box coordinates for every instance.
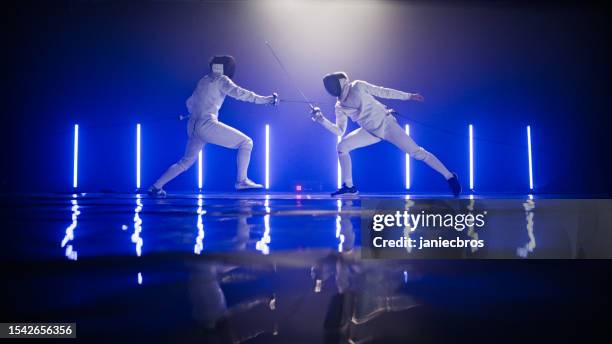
[256,196,271,255]
[336,216,344,253]
[517,198,536,258]
[403,198,414,253]
[132,195,143,257]
[466,198,479,253]
[336,200,343,252]
[194,195,205,254]
[61,194,80,260]
[256,216,271,255]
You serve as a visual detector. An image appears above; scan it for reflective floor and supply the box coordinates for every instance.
[1,193,611,343]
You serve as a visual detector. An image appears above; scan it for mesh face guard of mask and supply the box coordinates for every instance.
[323,72,348,97]
[209,55,236,78]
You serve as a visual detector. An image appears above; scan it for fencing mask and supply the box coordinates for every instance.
[209,55,236,79]
[323,72,348,97]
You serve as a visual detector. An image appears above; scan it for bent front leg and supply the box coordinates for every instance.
[200,120,254,182]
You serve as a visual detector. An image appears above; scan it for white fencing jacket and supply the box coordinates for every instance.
[186,73,269,120]
[321,80,415,138]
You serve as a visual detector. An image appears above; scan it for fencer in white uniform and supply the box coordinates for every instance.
[312,72,461,197]
[148,55,278,197]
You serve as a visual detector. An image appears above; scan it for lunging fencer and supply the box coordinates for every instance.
[311,72,461,197]
[148,55,278,197]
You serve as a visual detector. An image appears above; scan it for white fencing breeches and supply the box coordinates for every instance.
[337,116,453,187]
[153,117,253,188]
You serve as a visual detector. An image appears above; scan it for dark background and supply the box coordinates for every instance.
[3,0,611,194]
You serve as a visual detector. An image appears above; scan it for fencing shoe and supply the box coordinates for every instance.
[235,178,263,190]
[331,184,358,197]
[447,173,461,197]
[147,186,167,198]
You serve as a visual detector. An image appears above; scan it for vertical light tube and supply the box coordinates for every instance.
[198,150,203,190]
[405,124,410,190]
[469,124,474,191]
[527,125,533,190]
[337,136,342,189]
[265,124,270,190]
[136,123,141,190]
[73,124,79,189]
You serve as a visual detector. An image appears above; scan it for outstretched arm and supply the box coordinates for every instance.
[357,80,424,102]
[219,76,276,105]
[312,106,348,137]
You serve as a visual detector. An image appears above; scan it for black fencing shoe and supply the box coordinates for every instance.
[447,173,461,197]
[331,184,359,197]
[147,186,167,198]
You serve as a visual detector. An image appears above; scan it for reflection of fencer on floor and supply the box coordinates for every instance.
[189,201,277,341]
